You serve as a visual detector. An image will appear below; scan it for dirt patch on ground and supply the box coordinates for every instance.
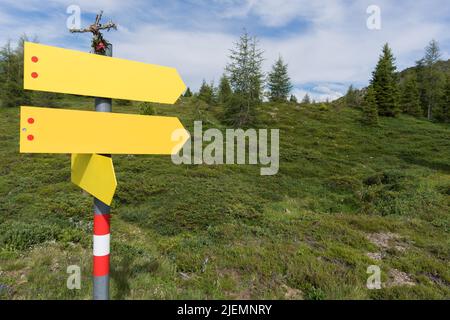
[365,232,409,260]
[365,232,416,287]
[282,284,304,300]
[386,269,416,287]
[366,232,401,249]
[366,252,384,261]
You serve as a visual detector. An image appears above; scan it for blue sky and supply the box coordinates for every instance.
[1,0,449,101]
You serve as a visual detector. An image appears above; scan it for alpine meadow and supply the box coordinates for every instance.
[0,2,449,302]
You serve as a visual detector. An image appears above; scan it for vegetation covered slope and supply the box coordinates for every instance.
[0,96,449,299]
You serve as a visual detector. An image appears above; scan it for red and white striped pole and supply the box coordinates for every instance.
[93,198,111,300]
[93,44,112,300]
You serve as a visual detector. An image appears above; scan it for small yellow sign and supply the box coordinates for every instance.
[24,42,186,104]
[71,154,117,205]
[20,106,190,154]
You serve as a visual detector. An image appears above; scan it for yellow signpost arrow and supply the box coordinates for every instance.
[71,154,117,205]
[20,13,188,299]
[20,106,189,205]
[20,42,189,205]
[24,42,186,104]
[20,106,190,154]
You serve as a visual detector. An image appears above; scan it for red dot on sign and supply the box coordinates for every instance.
[31,56,38,63]
[31,72,38,78]
[27,135,34,141]
[28,118,34,124]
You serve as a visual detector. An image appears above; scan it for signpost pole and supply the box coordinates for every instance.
[19,9,187,300]
[93,45,112,300]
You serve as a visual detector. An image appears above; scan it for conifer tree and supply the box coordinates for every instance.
[371,43,399,117]
[198,79,214,104]
[345,84,359,108]
[362,86,379,125]
[224,30,264,127]
[218,74,232,104]
[289,94,298,103]
[400,74,422,117]
[184,87,193,97]
[267,56,292,102]
[302,94,311,104]
[416,40,445,120]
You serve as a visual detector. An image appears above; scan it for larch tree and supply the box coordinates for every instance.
[416,39,445,120]
[224,30,264,127]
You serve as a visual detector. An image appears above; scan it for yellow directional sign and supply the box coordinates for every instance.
[20,106,190,154]
[71,154,117,205]
[24,42,186,104]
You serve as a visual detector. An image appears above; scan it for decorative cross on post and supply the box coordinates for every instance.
[70,10,117,54]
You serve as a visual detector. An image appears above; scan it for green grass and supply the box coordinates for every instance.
[0,96,449,299]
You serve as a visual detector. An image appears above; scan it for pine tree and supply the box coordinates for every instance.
[400,74,422,117]
[267,56,292,102]
[362,86,379,125]
[224,30,264,127]
[371,43,400,117]
[198,79,214,104]
[345,84,359,108]
[289,94,298,103]
[218,74,232,104]
[184,87,193,97]
[302,94,311,104]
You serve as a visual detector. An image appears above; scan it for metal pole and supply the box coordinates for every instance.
[93,44,112,300]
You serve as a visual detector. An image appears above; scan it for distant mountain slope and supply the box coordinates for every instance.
[399,58,450,79]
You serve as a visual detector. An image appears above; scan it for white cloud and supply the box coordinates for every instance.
[110,25,235,91]
[218,0,345,27]
[292,84,345,103]
[0,0,449,101]
[0,0,140,14]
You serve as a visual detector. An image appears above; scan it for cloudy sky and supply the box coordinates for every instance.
[1,0,449,101]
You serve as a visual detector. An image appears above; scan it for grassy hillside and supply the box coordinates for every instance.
[400,59,450,79]
[0,97,449,299]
